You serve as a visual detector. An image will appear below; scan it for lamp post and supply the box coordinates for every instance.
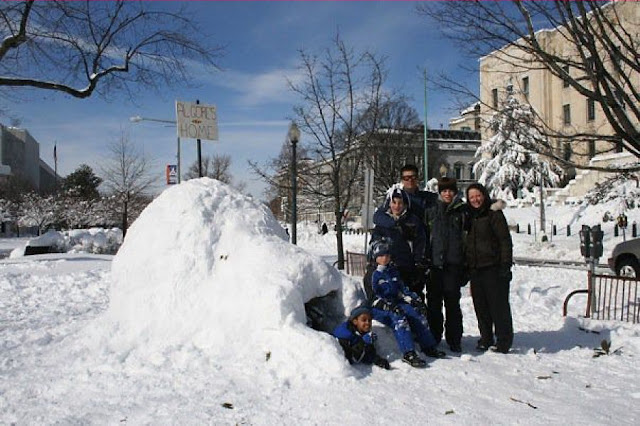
[288,121,300,245]
[130,115,181,183]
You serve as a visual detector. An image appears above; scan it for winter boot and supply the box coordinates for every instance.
[402,351,427,368]
[423,346,447,358]
[476,339,493,352]
[491,345,510,354]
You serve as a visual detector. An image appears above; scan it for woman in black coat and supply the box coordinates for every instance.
[465,183,513,354]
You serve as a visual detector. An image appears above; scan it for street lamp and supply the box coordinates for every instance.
[288,121,300,245]
[129,115,181,183]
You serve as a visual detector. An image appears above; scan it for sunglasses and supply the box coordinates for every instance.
[401,175,417,181]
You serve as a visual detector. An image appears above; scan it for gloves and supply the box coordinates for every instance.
[499,264,512,282]
[410,299,428,316]
[374,300,403,315]
[373,355,391,370]
[362,332,376,345]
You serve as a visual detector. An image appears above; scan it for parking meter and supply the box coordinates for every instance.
[579,225,591,259]
[590,224,604,259]
[617,214,628,229]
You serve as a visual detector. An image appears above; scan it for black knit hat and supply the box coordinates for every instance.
[438,177,458,193]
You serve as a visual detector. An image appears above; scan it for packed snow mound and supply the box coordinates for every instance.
[9,228,122,258]
[105,178,355,380]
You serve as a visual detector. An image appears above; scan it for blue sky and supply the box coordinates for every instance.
[5,1,477,200]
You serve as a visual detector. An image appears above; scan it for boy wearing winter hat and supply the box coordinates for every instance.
[333,304,391,369]
[425,177,467,353]
[369,240,446,368]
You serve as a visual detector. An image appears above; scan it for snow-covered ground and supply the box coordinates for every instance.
[2,179,640,424]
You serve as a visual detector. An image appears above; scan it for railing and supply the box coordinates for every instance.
[563,272,640,324]
[345,251,367,277]
[591,273,640,323]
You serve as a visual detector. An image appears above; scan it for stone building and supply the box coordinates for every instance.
[478,1,638,167]
[0,123,58,194]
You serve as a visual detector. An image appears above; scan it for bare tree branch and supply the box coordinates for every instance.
[0,0,223,100]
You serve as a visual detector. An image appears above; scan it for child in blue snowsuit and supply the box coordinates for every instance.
[333,305,391,369]
[370,240,446,368]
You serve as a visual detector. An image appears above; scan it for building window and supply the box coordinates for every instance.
[468,164,475,180]
[506,84,513,94]
[563,142,572,161]
[522,76,529,98]
[611,46,622,72]
[615,90,625,109]
[492,88,498,108]
[589,141,596,158]
[454,163,463,180]
[563,104,571,125]
[563,65,570,88]
[587,99,595,121]
[586,56,595,75]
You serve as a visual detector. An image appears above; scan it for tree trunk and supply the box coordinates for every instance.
[122,200,128,238]
[335,209,345,270]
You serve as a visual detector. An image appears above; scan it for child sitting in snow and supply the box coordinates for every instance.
[369,239,446,368]
[332,305,391,370]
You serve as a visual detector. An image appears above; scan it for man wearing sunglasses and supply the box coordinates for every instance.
[399,164,438,226]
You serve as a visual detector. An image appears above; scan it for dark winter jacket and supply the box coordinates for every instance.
[372,207,427,269]
[332,321,378,365]
[426,193,466,268]
[464,185,513,270]
[406,189,438,225]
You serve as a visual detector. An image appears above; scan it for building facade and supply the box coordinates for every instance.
[0,123,57,194]
[479,1,639,169]
[271,126,481,228]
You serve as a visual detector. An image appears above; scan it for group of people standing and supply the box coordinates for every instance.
[334,164,514,369]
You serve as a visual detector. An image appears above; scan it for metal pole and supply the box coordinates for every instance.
[589,259,596,315]
[196,99,202,178]
[291,138,298,245]
[423,68,429,184]
[177,136,181,183]
[539,167,546,240]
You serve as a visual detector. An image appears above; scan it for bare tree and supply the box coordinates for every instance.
[185,154,247,192]
[287,33,387,270]
[249,139,311,219]
[184,154,232,182]
[417,0,640,172]
[0,0,222,100]
[100,131,156,237]
[361,97,423,198]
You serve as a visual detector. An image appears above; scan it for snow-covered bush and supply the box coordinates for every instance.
[9,227,123,258]
[583,171,640,208]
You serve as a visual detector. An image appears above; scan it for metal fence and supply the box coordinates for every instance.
[590,273,640,323]
[345,251,367,277]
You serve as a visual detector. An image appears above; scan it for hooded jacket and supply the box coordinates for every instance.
[372,186,426,268]
[464,184,513,270]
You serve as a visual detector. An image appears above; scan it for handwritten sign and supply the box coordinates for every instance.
[175,101,218,141]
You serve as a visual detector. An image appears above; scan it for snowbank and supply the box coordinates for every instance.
[9,228,122,258]
[102,178,357,381]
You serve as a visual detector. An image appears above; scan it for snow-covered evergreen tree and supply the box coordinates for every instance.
[474,95,563,199]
